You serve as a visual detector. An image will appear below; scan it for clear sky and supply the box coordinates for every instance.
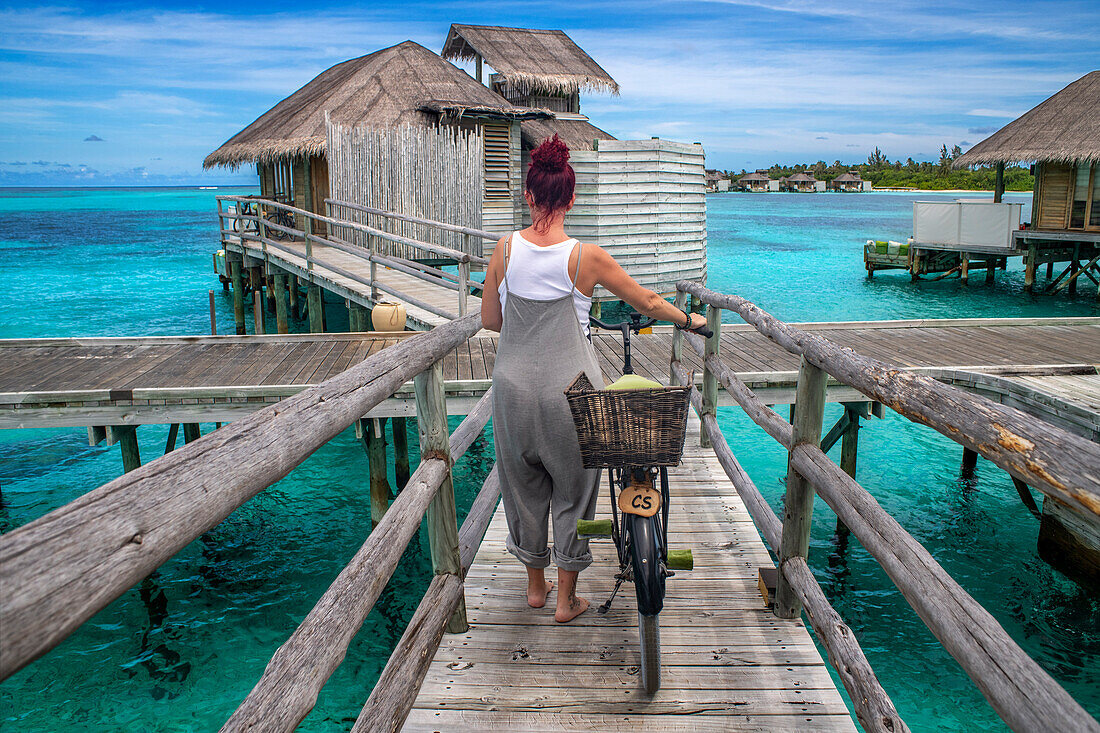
[0,1,1096,186]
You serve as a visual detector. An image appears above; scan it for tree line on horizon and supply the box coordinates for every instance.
[720,145,1033,191]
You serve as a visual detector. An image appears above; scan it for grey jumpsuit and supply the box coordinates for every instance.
[493,236,604,572]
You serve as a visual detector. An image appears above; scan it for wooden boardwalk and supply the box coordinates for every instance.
[3,318,1100,429]
[403,414,857,731]
[225,235,480,330]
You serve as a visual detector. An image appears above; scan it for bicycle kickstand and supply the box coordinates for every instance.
[599,571,629,614]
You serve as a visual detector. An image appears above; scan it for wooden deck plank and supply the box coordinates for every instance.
[407,414,857,731]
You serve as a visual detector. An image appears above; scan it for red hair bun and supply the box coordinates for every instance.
[530,134,569,172]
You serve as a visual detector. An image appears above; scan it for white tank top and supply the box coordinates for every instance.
[498,231,593,334]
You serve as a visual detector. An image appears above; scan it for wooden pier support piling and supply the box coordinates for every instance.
[414,360,467,634]
[775,357,827,619]
[1025,245,1038,292]
[208,290,217,335]
[961,447,978,478]
[986,259,996,285]
[183,423,201,444]
[117,427,141,474]
[960,253,970,285]
[837,404,861,538]
[307,284,324,333]
[273,274,289,334]
[289,275,299,319]
[230,261,246,335]
[359,417,392,527]
[252,291,264,334]
[392,417,410,490]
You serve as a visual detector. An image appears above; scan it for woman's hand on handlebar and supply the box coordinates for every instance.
[683,312,707,333]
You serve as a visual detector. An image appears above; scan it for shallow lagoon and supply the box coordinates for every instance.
[1,187,1097,731]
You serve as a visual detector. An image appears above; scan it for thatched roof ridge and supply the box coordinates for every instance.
[955,70,1100,167]
[442,24,619,97]
[787,172,817,182]
[832,171,862,182]
[520,117,615,151]
[204,41,517,168]
[739,172,769,182]
[418,100,552,121]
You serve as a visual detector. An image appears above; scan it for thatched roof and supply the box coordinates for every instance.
[787,172,817,182]
[832,171,862,182]
[739,172,769,182]
[955,70,1100,167]
[520,117,615,151]
[205,41,530,168]
[442,24,619,98]
[418,100,552,121]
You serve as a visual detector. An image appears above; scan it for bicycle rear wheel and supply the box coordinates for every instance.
[626,512,664,693]
[638,613,660,694]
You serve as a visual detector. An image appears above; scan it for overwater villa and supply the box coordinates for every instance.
[830,171,869,192]
[203,24,709,328]
[784,171,823,192]
[738,171,770,192]
[954,69,1100,292]
[869,70,1100,291]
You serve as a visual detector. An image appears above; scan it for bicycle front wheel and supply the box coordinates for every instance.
[638,613,660,694]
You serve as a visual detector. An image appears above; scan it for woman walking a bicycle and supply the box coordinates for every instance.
[481,135,707,622]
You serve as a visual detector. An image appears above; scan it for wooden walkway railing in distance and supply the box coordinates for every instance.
[675,281,1100,733]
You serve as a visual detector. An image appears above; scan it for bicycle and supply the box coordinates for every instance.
[565,310,711,694]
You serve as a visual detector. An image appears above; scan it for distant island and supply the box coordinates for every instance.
[724,145,1034,191]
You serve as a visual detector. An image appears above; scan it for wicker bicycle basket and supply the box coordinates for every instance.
[565,372,691,468]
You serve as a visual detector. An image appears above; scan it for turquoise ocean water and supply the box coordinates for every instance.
[1,187,1097,731]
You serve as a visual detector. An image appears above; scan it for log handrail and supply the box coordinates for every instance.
[676,282,1100,732]
[670,360,906,733]
[0,313,481,681]
[221,389,494,731]
[678,280,1100,519]
[217,194,481,264]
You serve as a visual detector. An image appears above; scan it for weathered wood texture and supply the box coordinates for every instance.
[405,413,857,732]
[678,281,1100,520]
[220,362,492,732]
[775,357,827,620]
[0,314,481,682]
[670,360,905,733]
[355,467,501,733]
[4,321,1100,430]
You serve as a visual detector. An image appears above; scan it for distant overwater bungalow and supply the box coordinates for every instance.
[865,69,1100,293]
[737,171,770,192]
[783,171,824,192]
[829,171,871,192]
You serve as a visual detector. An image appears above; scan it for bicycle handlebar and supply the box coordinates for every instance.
[588,313,713,339]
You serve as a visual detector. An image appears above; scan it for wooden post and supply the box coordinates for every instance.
[117,427,141,474]
[274,273,289,334]
[265,275,276,313]
[308,284,324,333]
[1070,244,1080,296]
[183,423,201,444]
[457,261,470,317]
[986,258,996,285]
[304,212,314,272]
[360,418,392,527]
[289,275,299,319]
[208,290,217,335]
[1025,245,1037,292]
[392,417,410,490]
[670,289,686,385]
[837,404,860,538]
[230,260,246,335]
[994,162,1005,203]
[414,360,467,633]
[700,304,721,448]
[961,447,978,478]
[1047,261,1055,279]
[164,423,179,454]
[253,291,265,334]
[960,253,969,285]
[775,357,827,619]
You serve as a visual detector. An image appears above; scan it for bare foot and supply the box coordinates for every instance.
[527,579,554,608]
[555,593,589,623]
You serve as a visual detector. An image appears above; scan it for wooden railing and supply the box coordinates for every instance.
[0,313,503,733]
[672,281,1100,733]
[215,195,495,321]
